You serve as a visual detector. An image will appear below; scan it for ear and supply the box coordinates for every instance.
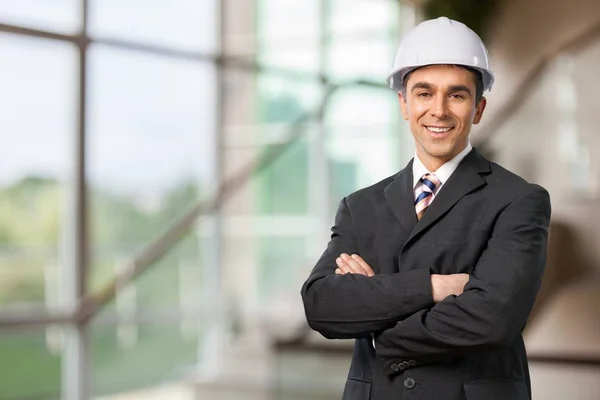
[398,92,409,121]
[473,97,487,124]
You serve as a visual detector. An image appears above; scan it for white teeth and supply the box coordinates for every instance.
[427,126,452,133]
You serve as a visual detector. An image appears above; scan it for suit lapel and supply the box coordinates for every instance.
[384,159,418,233]
[402,149,491,251]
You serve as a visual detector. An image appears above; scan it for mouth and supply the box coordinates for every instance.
[425,125,455,137]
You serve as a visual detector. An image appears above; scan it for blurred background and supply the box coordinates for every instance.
[0,0,599,399]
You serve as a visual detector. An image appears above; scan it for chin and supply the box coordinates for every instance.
[424,145,453,158]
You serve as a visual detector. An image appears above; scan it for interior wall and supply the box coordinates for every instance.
[482,0,600,116]
[477,0,600,208]
[481,0,600,244]
[476,2,600,398]
[474,0,600,200]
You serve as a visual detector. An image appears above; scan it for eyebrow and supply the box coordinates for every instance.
[410,82,473,96]
[410,82,433,92]
[448,84,472,96]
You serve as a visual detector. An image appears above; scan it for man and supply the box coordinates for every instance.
[300,16,551,400]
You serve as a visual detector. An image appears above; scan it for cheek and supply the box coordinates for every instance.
[409,103,428,120]
[454,107,475,126]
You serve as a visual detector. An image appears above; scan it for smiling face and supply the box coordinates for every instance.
[399,64,487,171]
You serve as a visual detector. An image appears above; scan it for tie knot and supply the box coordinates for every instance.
[421,173,441,191]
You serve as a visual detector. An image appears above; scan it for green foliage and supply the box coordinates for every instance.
[90,181,198,247]
[421,0,501,41]
[0,177,61,304]
[0,176,61,245]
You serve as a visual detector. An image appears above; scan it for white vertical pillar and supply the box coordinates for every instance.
[307,0,331,261]
[196,0,223,380]
[197,215,222,380]
[61,175,89,400]
[62,1,89,398]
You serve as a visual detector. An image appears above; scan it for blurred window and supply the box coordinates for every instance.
[86,46,215,395]
[0,0,219,397]
[254,0,406,307]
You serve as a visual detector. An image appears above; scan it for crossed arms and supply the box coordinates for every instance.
[334,253,469,305]
[300,186,551,372]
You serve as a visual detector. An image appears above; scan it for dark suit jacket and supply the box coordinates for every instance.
[301,149,551,400]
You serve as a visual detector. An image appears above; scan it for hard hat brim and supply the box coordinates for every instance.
[387,63,494,93]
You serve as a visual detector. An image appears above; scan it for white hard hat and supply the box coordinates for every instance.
[387,16,494,93]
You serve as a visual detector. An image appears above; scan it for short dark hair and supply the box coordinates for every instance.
[401,65,484,102]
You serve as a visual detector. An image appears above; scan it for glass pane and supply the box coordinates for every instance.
[220,233,308,317]
[257,76,321,124]
[258,0,320,73]
[327,37,396,82]
[258,235,308,306]
[89,0,219,53]
[91,323,199,396]
[0,34,77,309]
[326,0,400,83]
[329,0,399,36]
[0,0,80,34]
[259,0,319,38]
[0,328,62,399]
[325,88,407,211]
[256,139,310,215]
[135,234,201,309]
[87,45,216,298]
[258,45,320,76]
[255,76,321,215]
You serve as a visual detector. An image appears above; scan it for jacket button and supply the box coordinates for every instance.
[404,377,416,389]
[391,363,399,372]
[409,360,416,367]
[400,361,409,370]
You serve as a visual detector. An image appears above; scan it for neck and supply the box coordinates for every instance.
[417,152,450,172]
[416,143,469,172]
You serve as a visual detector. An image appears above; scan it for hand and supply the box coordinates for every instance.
[335,253,375,277]
[431,273,470,302]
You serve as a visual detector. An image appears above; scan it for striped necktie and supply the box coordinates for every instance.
[415,173,441,220]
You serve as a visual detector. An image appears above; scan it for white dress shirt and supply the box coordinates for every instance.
[412,142,473,202]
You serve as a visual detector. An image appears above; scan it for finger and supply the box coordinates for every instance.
[351,254,375,277]
[335,268,345,274]
[346,255,370,276]
[340,253,368,276]
[336,257,353,274]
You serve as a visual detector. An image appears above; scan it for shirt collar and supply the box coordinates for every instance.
[412,142,473,188]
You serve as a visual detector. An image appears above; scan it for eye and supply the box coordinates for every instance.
[417,92,431,98]
[450,93,465,100]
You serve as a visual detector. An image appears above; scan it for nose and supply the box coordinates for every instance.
[430,95,449,119]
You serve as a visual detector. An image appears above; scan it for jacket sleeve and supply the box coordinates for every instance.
[374,186,551,373]
[301,197,434,340]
